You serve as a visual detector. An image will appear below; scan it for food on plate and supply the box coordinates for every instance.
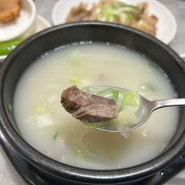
[0,0,21,23]
[182,57,185,62]
[61,85,117,123]
[14,43,178,169]
[66,0,158,36]
[0,38,22,56]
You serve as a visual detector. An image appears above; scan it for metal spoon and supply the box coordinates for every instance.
[84,86,185,132]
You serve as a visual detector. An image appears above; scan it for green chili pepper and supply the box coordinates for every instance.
[0,38,22,56]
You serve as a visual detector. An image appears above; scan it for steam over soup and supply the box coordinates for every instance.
[14,43,178,169]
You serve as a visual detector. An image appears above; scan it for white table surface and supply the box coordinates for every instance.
[0,0,185,184]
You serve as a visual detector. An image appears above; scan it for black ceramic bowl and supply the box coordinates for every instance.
[0,22,185,185]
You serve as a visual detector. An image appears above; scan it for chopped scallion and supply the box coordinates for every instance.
[53,132,58,140]
[7,104,13,112]
[35,105,48,113]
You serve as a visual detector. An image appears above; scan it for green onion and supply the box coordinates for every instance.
[117,110,138,125]
[52,131,58,140]
[35,105,49,113]
[96,88,119,100]
[120,4,140,14]
[69,73,80,84]
[122,91,139,107]
[7,104,13,113]
[96,88,139,110]
[71,59,81,67]
[124,14,134,25]
[145,83,156,92]
[95,2,140,25]
[73,149,85,161]
[84,121,108,128]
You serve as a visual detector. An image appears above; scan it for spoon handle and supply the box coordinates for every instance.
[154,98,185,109]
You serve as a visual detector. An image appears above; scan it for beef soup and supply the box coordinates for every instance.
[13,43,178,170]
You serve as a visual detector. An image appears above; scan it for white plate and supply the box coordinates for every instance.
[52,0,177,45]
[180,54,185,61]
[0,0,36,42]
[33,15,51,33]
[0,16,51,63]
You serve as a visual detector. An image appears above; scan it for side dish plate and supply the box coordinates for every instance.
[0,0,36,42]
[0,15,51,63]
[52,0,177,45]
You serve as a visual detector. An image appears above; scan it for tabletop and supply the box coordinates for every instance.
[0,0,185,185]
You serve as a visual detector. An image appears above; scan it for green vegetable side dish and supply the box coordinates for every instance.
[0,38,22,56]
[84,88,140,127]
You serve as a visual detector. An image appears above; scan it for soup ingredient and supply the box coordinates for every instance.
[61,85,117,122]
[0,38,22,56]
[105,90,140,126]
[117,109,137,125]
[66,0,158,36]
[0,0,21,23]
[52,131,59,140]
[82,87,140,127]
[94,88,139,111]
[7,104,13,113]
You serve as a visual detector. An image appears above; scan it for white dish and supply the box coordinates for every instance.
[180,54,185,61]
[52,0,177,45]
[0,16,51,63]
[33,15,51,33]
[0,0,36,42]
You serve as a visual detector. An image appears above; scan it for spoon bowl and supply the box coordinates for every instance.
[84,86,185,132]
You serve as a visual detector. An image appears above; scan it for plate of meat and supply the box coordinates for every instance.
[52,0,177,44]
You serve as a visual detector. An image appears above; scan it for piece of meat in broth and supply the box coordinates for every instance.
[60,86,117,123]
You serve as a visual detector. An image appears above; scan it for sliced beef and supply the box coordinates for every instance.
[60,86,117,123]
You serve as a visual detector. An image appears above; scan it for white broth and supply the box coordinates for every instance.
[14,43,178,169]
